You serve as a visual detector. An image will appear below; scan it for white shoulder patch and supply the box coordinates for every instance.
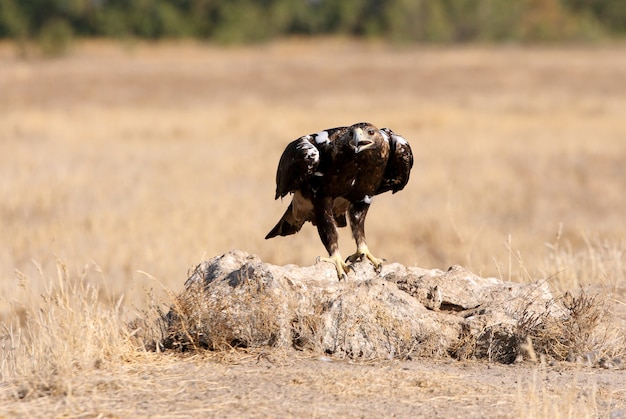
[313,131,330,144]
[296,138,319,162]
[305,148,319,161]
[393,134,408,145]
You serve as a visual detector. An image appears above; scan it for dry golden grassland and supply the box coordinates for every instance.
[1,39,625,417]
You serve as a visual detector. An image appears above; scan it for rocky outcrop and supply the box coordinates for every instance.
[158,250,580,362]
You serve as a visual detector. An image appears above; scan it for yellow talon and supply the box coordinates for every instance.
[317,253,350,280]
[345,246,385,272]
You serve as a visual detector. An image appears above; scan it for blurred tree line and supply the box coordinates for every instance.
[0,0,624,54]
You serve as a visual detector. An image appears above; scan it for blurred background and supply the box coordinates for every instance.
[0,0,625,311]
[1,0,626,53]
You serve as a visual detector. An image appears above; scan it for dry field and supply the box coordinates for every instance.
[1,39,625,417]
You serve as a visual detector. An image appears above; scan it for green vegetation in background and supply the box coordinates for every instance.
[0,0,623,55]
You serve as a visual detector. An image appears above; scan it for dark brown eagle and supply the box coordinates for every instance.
[265,122,413,279]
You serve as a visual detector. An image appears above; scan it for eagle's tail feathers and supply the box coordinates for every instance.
[265,204,303,239]
[265,220,301,239]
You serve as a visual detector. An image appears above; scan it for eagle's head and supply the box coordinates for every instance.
[350,122,381,153]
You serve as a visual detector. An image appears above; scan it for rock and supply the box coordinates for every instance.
[158,250,571,362]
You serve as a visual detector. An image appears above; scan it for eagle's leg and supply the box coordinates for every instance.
[314,197,350,280]
[346,201,385,272]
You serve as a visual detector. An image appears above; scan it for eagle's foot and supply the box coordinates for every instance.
[316,254,351,280]
[345,246,385,273]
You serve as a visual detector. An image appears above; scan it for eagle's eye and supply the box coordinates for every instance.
[367,129,375,136]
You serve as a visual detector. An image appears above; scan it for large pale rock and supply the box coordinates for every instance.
[161,250,562,362]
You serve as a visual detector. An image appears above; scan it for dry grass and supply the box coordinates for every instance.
[2,268,624,417]
[0,261,136,399]
[516,289,626,364]
[1,39,625,416]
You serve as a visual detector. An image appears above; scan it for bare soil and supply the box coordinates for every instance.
[3,351,625,418]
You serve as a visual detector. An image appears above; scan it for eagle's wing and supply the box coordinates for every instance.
[376,128,414,195]
[274,135,321,199]
[274,127,348,199]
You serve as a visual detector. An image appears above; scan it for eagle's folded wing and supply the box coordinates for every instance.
[274,127,350,199]
[376,128,414,195]
[274,136,321,199]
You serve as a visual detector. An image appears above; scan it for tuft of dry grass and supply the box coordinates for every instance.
[516,289,626,365]
[0,260,141,400]
[162,260,289,352]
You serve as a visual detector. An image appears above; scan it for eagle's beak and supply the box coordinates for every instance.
[352,127,374,153]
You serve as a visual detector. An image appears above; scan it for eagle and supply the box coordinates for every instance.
[265,122,413,279]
